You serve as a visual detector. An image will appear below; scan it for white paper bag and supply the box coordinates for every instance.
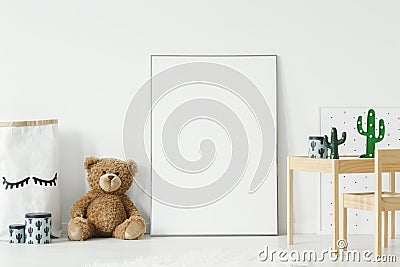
[0,119,61,240]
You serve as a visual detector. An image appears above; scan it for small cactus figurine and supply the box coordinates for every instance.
[357,109,385,158]
[323,127,346,159]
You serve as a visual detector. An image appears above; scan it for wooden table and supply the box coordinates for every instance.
[287,156,397,251]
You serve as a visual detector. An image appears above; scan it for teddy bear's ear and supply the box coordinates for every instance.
[84,157,100,171]
[126,160,138,176]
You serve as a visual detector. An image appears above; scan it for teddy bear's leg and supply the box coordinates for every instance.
[113,216,146,240]
[68,217,96,241]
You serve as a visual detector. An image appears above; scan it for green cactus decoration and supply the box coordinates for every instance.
[323,127,346,159]
[357,109,385,158]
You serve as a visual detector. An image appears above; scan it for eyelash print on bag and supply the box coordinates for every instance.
[2,177,30,190]
[32,173,57,186]
[2,173,58,190]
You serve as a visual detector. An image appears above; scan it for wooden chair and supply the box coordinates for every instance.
[340,149,400,256]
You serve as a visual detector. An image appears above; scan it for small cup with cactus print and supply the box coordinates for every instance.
[25,212,52,244]
[308,136,328,159]
[9,224,25,244]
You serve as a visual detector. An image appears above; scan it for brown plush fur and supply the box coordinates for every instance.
[68,157,145,241]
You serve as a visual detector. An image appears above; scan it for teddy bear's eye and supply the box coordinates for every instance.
[115,172,119,176]
[102,171,106,175]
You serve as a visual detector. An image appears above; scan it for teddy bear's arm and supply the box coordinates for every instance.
[70,191,96,218]
[121,194,142,218]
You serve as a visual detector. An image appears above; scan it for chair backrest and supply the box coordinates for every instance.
[375,149,400,198]
[376,149,400,173]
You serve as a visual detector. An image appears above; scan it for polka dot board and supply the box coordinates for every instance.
[320,107,400,234]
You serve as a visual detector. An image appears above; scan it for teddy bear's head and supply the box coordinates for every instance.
[84,157,138,194]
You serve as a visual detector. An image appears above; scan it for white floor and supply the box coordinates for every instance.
[1,234,399,266]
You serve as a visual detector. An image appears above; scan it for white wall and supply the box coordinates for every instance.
[1,0,400,234]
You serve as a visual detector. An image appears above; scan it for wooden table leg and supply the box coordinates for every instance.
[389,172,395,239]
[287,157,293,245]
[375,167,382,257]
[332,161,339,251]
[339,193,347,251]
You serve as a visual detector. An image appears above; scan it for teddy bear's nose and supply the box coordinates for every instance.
[108,175,114,180]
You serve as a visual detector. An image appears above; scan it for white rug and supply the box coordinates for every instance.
[82,249,311,267]
[83,249,265,267]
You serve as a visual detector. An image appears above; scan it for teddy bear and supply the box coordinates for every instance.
[67,157,146,241]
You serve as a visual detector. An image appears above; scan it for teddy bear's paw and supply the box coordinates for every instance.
[68,217,94,241]
[68,218,84,241]
[125,218,146,240]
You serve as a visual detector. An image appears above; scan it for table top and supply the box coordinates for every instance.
[288,155,374,174]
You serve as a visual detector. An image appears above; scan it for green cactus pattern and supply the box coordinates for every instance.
[44,227,50,237]
[310,141,316,151]
[323,127,346,159]
[318,147,325,158]
[35,233,42,244]
[357,109,385,158]
[35,221,42,230]
[16,233,23,243]
[28,227,33,237]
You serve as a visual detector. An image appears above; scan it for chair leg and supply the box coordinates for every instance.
[375,208,382,257]
[389,210,395,239]
[389,172,395,239]
[383,211,388,248]
[339,194,347,251]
